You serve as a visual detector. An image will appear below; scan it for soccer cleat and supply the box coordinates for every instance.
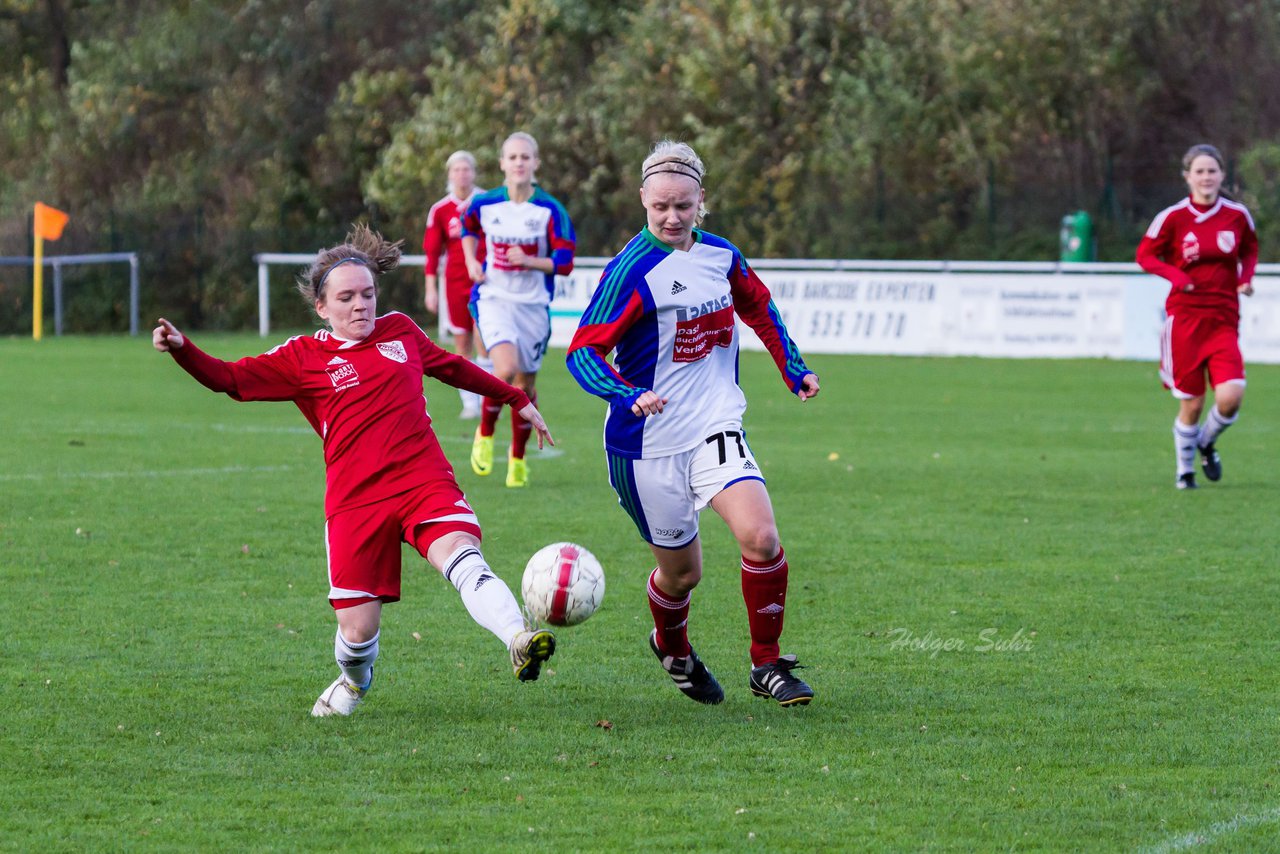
[506,455,528,488]
[509,628,556,682]
[1176,472,1198,490]
[470,430,494,476]
[750,655,814,706]
[310,673,370,717]
[1199,443,1222,482]
[649,630,724,704]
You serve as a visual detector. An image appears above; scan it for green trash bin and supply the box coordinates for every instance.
[1059,211,1094,262]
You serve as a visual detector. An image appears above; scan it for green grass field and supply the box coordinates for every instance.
[3,333,1278,852]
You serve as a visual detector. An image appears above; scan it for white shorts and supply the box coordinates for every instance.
[607,425,765,549]
[473,295,551,374]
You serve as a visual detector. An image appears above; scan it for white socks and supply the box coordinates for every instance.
[1173,419,1199,476]
[1197,405,1236,449]
[335,629,378,690]
[443,545,526,646]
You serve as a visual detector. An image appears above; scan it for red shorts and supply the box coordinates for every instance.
[325,479,481,609]
[445,275,475,335]
[1159,313,1245,398]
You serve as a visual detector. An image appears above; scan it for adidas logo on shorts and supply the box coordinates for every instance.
[743,460,757,470]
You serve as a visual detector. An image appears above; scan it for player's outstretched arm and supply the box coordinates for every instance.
[516,402,555,449]
[153,317,185,352]
[797,372,820,402]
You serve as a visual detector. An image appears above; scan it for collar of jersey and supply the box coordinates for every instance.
[640,226,704,253]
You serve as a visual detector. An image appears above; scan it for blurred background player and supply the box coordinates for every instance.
[461,131,575,487]
[1137,143,1258,489]
[424,150,489,418]
[566,141,820,707]
[153,225,556,717]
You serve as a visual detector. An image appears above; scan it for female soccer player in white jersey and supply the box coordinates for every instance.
[424,149,488,418]
[566,141,820,706]
[1136,144,1258,490]
[461,131,576,488]
[153,225,557,717]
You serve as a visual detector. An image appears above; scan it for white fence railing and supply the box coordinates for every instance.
[252,254,1280,363]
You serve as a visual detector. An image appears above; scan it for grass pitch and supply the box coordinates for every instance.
[2,333,1278,852]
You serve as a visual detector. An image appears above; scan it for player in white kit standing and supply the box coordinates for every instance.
[566,141,820,706]
[153,225,557,717]
[461,132,576,488]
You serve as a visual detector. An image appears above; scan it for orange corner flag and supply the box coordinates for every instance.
[34,202,69,241]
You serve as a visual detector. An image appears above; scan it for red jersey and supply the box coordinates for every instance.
[1136,196,1258,324]
[170,312,528,517]
[423,192,482,289]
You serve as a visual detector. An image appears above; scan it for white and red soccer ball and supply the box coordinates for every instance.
[521,542,605,626]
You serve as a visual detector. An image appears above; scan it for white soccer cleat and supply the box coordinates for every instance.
[310,674,369,717]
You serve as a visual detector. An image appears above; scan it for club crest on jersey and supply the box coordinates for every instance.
[1217,230,1236,253]
[325,356,360,391]
[377,340,408,363]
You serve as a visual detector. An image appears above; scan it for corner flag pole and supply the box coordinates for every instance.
[33,231,44,341]
[32,202,69,341]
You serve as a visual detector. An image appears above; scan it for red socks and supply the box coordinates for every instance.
[479,396,502,438]
[647,569,691,657]
[741,548,788,666]
[511,391,535,460]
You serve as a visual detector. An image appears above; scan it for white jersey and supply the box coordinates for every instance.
[567,227,810,459]
[460,186,575,305]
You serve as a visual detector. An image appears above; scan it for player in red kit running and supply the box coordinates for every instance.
[153,225,556,717]
[424,150,488,419]
[1137,144,1258,490]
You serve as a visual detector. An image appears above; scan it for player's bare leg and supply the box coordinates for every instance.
[507,371,537,487]
[455,329,481,418]
[1196,380,1244,483]
[423,530,553,681]
[312,599,381,717]
[646,540,722,704]
[1173,395,1204,490]
[711,480,813,706]
[472,342,518,476]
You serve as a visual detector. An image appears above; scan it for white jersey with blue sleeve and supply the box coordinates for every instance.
[461,186,575,305]
[566,227,810,459]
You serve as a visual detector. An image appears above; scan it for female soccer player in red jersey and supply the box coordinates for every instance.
[566,141,819,706]
[154,225,556,717]
[1137,144,1258,489]
[424,150,489,418]
[461,131,576,488]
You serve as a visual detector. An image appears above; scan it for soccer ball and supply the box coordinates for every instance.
[521,542,605,627]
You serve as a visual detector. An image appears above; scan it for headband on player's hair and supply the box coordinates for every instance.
[642,162,703,185]
[318,256,369,292]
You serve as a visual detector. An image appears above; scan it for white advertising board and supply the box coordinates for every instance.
[548,262,1280,364]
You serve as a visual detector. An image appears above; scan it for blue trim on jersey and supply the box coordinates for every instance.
[566,348,635,402]
[607,452,651,542]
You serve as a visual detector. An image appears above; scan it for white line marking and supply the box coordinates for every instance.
[0,464,298,483]
[1141,806,1280,853]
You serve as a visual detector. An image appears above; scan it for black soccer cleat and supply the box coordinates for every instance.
[1176,472,1198,490]
[1199,443,1222,482]
[750,654,814,706]
[649,630,724,704]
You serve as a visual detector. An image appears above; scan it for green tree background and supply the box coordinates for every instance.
[3,0,1279,333]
